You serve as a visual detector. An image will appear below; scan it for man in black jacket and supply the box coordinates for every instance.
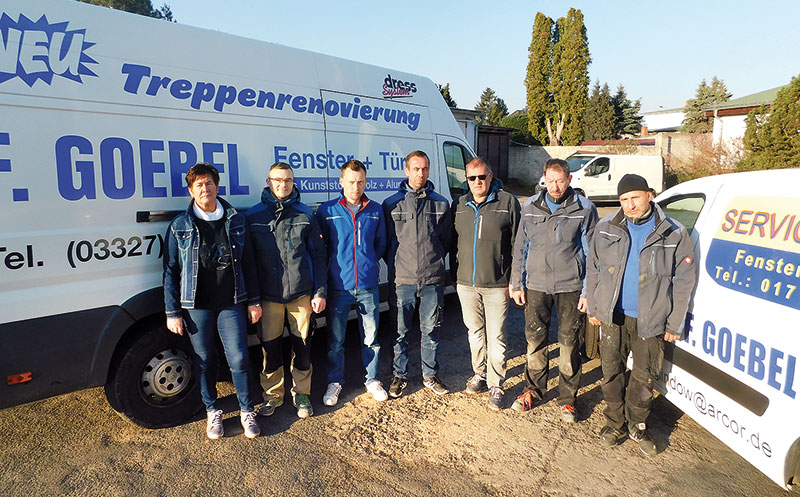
[246,162,327,419]
[383,150,453,397]
[452,158,520,410]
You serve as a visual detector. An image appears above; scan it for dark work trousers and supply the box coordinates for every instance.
[523,289,583,406]
[599,312,665,430]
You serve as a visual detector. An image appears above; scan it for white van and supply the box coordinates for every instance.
[655,169,800,490]
[538,153,664,201]
[0,0,474,427]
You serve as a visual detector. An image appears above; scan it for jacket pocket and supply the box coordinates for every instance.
[174,229,193,252]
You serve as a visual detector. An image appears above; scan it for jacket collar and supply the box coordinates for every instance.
[337,191,372,211]
[465,177,503,206]
[533,187,577,214]
[400,179,435,197]
[186,195,237,221]
[261,185,300,207]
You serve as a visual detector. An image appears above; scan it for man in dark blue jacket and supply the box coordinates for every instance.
[316,160,388,406]
[383,150,453,397]
[246,162,327,419]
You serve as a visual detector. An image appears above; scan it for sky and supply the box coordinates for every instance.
[162,0,800,114]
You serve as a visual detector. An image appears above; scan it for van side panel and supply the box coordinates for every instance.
[0,307,133,408]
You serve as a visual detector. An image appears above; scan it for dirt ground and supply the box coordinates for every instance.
[0,293,791,497]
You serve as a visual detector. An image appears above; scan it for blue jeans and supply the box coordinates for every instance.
[326,288,381,385]
[393,283,444,379]
[184,304,254,412]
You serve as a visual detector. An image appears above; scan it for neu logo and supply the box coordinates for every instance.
[382,73,417,98]
[0,13,98,87]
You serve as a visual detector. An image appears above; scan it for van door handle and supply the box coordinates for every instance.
[607,174,611,180]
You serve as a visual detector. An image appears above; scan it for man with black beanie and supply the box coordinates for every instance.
[586,173,697,455]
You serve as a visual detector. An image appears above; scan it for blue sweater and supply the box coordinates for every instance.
[617,215,656,318]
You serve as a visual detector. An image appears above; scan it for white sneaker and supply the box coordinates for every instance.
[366,381,388,402]
[206,409,224,440]
[323,382,342,406]
[240,411,260,439]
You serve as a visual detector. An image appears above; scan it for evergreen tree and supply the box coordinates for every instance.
[550,8,590,145]
[501,111,536,145]
[583,81,615,141]
[738,75,800,171]
[436,83,457,108]
[681,76,731,133]
[525,12,554,146]
[475,88,508,126]
[611,84,643,137]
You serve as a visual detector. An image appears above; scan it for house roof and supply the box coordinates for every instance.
[708,85,786,111]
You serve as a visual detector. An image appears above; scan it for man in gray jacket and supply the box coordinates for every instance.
[587,173,697,455]
[383,150,453,397]
[453,158,521,410]
[510,158,598,422]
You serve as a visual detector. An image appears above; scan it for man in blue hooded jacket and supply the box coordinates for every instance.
[316,160,389,406]
[246,162,327,419]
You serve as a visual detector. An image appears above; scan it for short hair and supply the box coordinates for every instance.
[186,163,220,187]
[405,150,429,167]
[544,158,569,177]
[341,159,367,178]
[466,157,492,174]
[269,162,293,175]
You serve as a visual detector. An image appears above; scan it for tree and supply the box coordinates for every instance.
[681,76,731,133]
[77,0,175,21]
[525,9,590,146]
[583,81,615,141]
[737,75,800,171]
[474,87,508,126]
[436,83,457,108]
[500,111,537,145]
[525,12,554,146]
[551,9,590,146]
[611,85,643,137]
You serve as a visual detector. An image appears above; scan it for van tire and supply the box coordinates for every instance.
[104,324,203,429]
[580,315,600,361]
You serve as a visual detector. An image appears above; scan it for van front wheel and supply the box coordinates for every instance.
[104,324,203,429]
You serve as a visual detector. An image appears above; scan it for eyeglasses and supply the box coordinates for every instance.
[467,174,488,182]
[269,177,293,184]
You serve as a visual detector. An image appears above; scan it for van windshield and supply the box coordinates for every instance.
[566,155,594,172]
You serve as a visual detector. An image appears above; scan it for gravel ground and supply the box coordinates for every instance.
[0,292,791,497]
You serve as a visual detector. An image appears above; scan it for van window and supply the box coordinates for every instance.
[444,142,473,198]
[658,194,705,234]
[566,155,594,173]
[587,157,609,175]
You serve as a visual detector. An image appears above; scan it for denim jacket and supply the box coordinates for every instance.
[163,197,257,317]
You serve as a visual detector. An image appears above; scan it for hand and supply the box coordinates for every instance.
[166,316,184,335]
[587,315,602,327]
[311,297,326,314]
[248,305,262,324]
[512,289,526,306]
[577,297,588,313]
[664,332,680,343]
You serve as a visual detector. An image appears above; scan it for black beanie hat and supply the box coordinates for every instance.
[617,174,649,196]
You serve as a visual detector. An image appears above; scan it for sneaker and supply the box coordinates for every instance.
[366,381,388,402]
[240,411,260,439]
[561,404,577,423]
[323,382,342,406]
[295,394,313,418]
[465,374,487,394]
[206,409,224,440]
[599,425,627,447]
[629,423,658,456]
[423,376,449,395]
[257,398,283,417]
[511,391,539,412]
[488,387,504,411]
[388,376,408,398]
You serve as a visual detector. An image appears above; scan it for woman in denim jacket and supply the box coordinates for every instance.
[163,163,262,440]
